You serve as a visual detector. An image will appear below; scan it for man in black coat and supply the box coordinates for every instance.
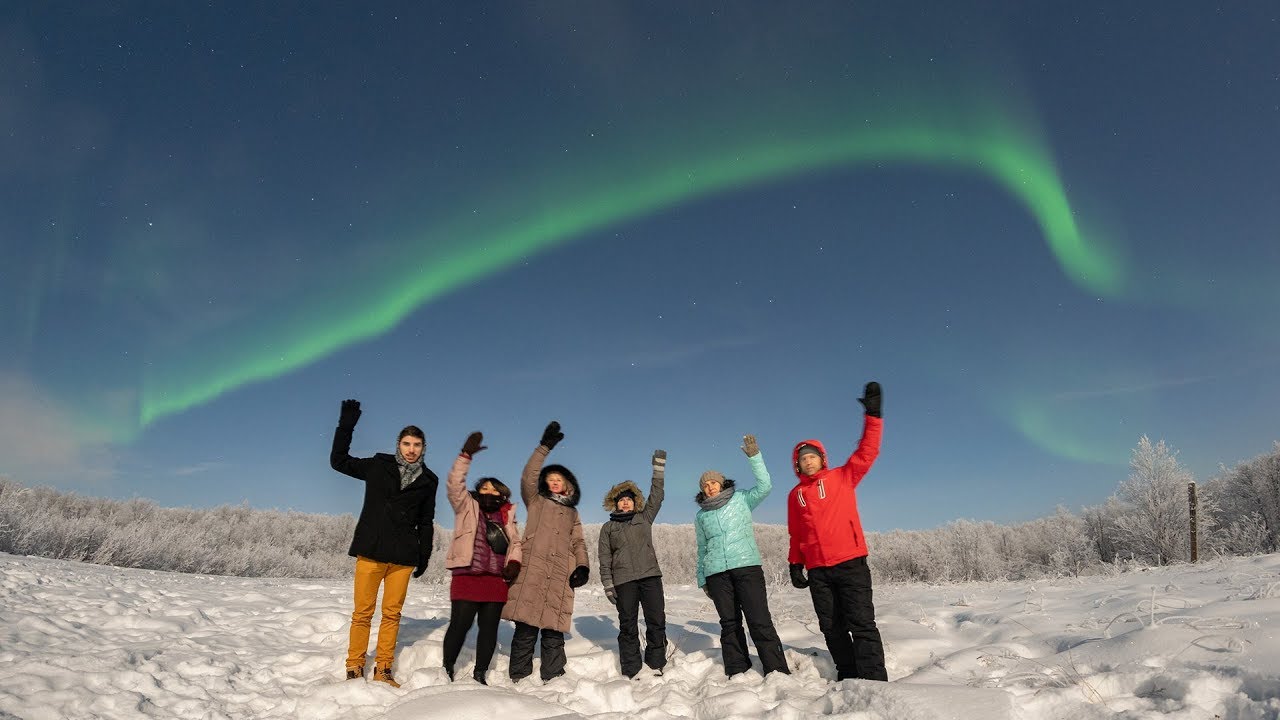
[331,399,438,687]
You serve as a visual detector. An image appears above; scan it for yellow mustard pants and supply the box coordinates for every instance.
[346,555,414,670]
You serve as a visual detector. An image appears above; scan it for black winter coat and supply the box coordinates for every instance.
[330,425,438,569]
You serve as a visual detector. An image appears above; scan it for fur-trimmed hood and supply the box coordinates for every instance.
[602,480,646,511]
[538,463,582,508]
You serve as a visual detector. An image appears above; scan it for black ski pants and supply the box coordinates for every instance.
[508,621,567,682]
[705,564,790,676]
[808,556,887,681]
[442,600,503,679]
[614,575,667,677]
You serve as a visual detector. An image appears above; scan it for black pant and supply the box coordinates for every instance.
[508,621,566,682]
[442,600,503,678]
[808,556,887,681]
[705,565,790,676]
[615,576,667,677]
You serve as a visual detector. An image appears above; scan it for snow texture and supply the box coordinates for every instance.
[1,552,1278,719]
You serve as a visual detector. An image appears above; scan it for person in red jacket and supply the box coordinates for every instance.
[786,381,886,681]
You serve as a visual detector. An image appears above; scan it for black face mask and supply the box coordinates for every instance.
[473,492,505,513]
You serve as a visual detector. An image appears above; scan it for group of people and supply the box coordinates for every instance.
[328,381,886,687]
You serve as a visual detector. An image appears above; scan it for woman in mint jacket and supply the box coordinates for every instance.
[694,434,790,677]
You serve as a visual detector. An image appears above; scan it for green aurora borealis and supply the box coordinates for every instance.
[138,108,1123,431]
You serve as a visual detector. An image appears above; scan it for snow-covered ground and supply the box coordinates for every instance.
[1,553,1278,719]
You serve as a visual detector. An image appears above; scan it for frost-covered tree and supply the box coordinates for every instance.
[1208,442,1280,553]
[1111,436,1209,565]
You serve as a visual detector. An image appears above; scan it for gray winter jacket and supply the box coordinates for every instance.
[598,468,665,590]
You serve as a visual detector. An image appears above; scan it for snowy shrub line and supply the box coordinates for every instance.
[1,437,1276,582]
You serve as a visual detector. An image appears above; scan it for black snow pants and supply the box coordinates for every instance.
[705,564,790,676]
[615,575,667,677]
[808,556,887,681]
[442,600,503,680]
[508,621,567,682]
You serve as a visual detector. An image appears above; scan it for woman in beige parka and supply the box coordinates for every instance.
[501,421,590,683]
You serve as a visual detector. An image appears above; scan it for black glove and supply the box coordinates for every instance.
[541,421,564,451]
[858,382,882,418]
[502,560,521,584]
[605,587,617,605]
[338,399,362,429]
[789,563,810,589]
[568,565,589,588]
[414,559,428,579]
[701,585,712,599]
[461,431,487,457]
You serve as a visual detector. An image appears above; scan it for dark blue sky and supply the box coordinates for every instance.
[2,3,1277,529]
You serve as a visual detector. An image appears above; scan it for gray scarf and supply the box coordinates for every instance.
[547,489,576,507]
[395,449,423,490]
[696,486,735,512]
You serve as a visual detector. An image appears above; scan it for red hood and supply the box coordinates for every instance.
[792,438,829,481]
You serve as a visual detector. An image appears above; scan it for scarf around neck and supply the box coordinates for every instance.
[696,485,735,512]
[395,449,423,490]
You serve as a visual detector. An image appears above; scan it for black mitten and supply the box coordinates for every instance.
[789,563,810,589]
[858,382,882,418]
[541,421,564,450]
[338,399,362,429]
[568,565,589,588]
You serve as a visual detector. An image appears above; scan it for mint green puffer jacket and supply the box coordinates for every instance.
[695,453,772,587]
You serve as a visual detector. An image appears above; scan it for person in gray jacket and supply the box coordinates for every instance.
[598,449,667,678]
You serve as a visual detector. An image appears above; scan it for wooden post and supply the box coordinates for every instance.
[1188,481,1198,563]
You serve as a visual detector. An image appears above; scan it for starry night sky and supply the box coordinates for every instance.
[2,2,1278,529]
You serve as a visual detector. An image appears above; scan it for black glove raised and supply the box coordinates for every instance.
[789,563,810,589]
[568,565,589,589]
[858,381,882,419]
[338,399,362,429]
[541,421,564,451]
[461,431,487,457]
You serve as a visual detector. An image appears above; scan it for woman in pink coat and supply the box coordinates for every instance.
[441,432,523,685]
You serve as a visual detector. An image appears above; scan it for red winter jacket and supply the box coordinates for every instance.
[786,415,883,570]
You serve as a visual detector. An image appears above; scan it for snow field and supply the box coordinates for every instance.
[1,553,1278,719]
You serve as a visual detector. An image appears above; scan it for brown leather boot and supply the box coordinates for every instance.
[345,665,364,680]
[372,665,401,688]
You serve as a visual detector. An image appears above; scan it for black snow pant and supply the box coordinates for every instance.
[705,565,790,676]
[615,575,667,677]
[442,600,503,680]
[808,556,887,681]
[508,621,567,682]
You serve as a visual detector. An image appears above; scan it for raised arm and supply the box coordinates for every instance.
[640,450,666,523]
[841,383,884,486]
[448,432,487,512]
[446,454,471,512]
[521,421,563,506]
[740,434,772,510]
[329,399,374,479]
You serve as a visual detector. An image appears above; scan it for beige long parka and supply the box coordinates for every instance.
[500,445,588,632]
